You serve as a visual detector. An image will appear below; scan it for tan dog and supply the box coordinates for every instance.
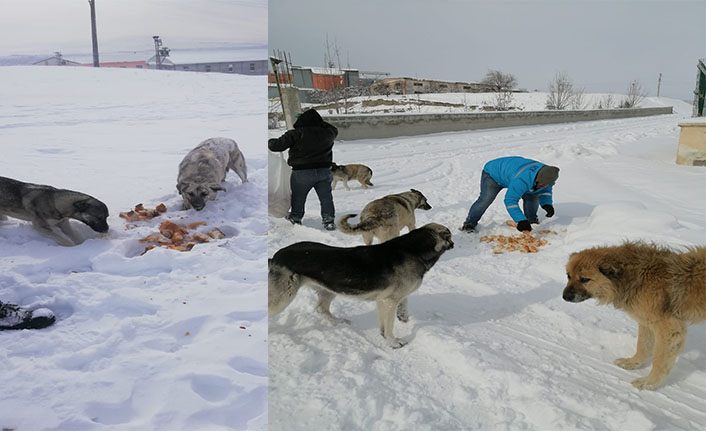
[338,189,432,245]
[563,242,706,390]
[331,162,373,190]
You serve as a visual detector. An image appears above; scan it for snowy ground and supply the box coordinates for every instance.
[268,98,706,430]
[0,66,267,430]
[301,92,682,115]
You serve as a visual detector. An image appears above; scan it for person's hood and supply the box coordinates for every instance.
[294,109,324,128]
[535,165,559,187]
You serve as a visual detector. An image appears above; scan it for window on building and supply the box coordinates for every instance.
[250,63,255,71]
[205,65,211,72]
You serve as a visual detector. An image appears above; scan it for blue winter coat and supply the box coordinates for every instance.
[483,156,555,222]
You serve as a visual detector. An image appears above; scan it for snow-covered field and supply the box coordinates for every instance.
[268,98,706,430]
[0,66,267,430]
[304,92,681,115]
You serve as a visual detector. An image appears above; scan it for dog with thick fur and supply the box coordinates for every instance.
[269,223,454,348]
[563,242,706,390]
[331,162,373,190]
[0,176,109,246]
[338,189,432,245]
[177,137,247,211]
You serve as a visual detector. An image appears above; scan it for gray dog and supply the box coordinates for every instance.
[338,189,432,245]
[177,137,248,211]
[0,176,109,246]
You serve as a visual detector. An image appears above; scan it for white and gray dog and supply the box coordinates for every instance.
[177,137,248,211]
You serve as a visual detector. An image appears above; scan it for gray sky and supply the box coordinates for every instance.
[269,0,705,100]
[0,0,267,55]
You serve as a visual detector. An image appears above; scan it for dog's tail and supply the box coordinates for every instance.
[337,213,382,234]
[365,167,374,186]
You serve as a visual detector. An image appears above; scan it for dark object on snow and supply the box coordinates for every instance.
[516,220,532,232]
[0,302,56,330]
[542,204,555,217]
[535,165,560,187]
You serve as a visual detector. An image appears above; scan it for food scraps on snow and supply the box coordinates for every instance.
[479,220,556,254]
[119,203,167,222]
[140,220,226,254]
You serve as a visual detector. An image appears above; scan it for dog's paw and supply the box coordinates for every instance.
[387,338,408,349]
[334,317,351,325]
[614,357,644,370]
[631,377,659,391]
[396,314,409,323]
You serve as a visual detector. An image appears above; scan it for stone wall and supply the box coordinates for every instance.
[324,107,674,141]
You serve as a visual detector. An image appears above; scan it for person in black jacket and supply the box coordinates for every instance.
[268,109,338,230]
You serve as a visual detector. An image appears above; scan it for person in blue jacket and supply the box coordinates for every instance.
[460,156,559,233]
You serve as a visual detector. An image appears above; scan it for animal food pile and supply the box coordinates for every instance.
[119,203,226,253]
[140,220,225,254]
[119,203,167,222]
[479,221,554,254]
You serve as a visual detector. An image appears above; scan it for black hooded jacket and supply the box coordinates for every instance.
[268,109,338,170]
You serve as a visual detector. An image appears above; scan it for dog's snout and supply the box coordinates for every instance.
[562,287,575,302]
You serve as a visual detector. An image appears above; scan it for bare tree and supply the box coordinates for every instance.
[595,94,615,109]
[493,91,514,111]
[546,71,575,110]
[570,87,587,110]
[620,80,647,108]
[481,69,517,92]
[479,70,517,111]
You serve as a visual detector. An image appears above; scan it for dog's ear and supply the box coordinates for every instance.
[598,262,622,280]
[410,188,421,195]
[73,199,90,212]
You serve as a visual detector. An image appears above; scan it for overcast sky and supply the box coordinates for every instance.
[0,0,267,55]
[270,0,705,100]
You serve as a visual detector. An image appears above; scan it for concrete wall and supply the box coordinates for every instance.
[324,107,674,141]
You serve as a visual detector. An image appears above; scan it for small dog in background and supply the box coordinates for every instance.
[0,176,109,246]
[177,137,247,211]
[338,189,432,245]
[331,162,373,190]
[563,242,706,390]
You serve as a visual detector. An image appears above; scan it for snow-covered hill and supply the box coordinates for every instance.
[303,92,690,116]
[0,66,267,430]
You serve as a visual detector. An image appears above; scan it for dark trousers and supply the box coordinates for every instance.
[289,167,335,224]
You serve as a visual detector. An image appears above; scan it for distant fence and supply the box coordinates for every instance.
[323,107,674,141]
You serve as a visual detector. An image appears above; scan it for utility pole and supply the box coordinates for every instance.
[270,55,285,117]
[153,36,162,70]
[88,0,99,67]
[657,73,662,97]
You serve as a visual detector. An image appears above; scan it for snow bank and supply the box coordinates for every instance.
[299,91,691,118]
[0,66,267,430]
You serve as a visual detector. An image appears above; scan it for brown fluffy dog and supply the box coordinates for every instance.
[563,242,706,390]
